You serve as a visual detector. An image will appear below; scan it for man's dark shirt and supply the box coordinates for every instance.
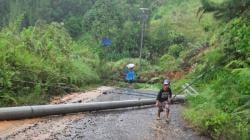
[156,88,172,102]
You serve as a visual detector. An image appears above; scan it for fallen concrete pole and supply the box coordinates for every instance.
[0,95,185,120]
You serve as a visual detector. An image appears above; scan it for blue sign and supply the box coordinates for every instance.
[101,38,112,47]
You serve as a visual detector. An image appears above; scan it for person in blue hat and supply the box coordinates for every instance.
[155,79,172,121]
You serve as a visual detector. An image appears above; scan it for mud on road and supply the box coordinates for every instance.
[0,87,209,140]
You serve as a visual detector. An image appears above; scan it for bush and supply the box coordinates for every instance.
[168,44,184,58]
[223,18,250,65]
[159,54,180,71]
[0,22,100,106]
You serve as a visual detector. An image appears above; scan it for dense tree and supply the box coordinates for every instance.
[198,0,250,20]
[0,0,96,28]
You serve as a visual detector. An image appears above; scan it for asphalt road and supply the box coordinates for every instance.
[1,88,209,140]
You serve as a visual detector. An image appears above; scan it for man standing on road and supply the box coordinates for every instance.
[155,79,172,121]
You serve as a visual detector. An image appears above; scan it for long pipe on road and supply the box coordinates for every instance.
[0,95,185,120]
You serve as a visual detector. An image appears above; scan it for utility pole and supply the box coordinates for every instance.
[139,8,149,71]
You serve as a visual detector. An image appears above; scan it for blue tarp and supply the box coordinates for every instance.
[125,69,136,81]
[101,38,112,47]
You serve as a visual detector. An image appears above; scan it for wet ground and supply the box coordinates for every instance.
[0,87,209,140]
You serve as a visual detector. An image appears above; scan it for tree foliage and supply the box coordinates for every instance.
[0,23,100,106]
[184,4,250,139]
[198,0,250,20]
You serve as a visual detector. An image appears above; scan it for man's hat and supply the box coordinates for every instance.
[163,79,170,85]
[127,64,135,69]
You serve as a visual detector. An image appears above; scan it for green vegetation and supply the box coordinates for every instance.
[0,22,100,106]
[180,1,250,139]
[0,0,249,139]
[183,16,250,139]
[0,0,155,106]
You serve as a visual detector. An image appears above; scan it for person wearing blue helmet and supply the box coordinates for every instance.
[155,79,172,121]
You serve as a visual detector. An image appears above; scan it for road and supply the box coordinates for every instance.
[0,87,209,140]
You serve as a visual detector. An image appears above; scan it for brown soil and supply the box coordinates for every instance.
[165,70,185,80]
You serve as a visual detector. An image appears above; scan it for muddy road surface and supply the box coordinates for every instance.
[0,87,209,140]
